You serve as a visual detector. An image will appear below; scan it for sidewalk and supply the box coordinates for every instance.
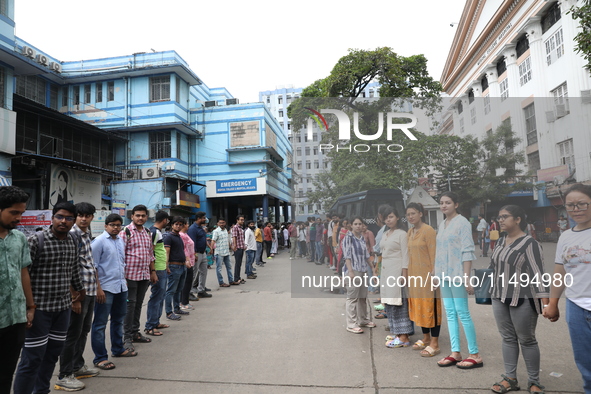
[66,243,582,393]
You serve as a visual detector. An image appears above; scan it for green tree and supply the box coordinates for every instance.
[570,0,591,71]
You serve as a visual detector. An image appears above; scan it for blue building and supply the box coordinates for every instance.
[0,1,292,223]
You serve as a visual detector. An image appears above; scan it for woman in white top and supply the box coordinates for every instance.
[545,183,591,393]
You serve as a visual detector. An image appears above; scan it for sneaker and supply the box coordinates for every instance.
[166,313,181,321]
[55,375,85,391]
[180,304,194,310]
[204,287,212,292]
[73,365,100,379]
[189,294,200,301]
[247,275,257,279]
[197,292,212,298]
[175,309,190,315]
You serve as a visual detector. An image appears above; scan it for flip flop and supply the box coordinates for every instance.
[360,322,376,328]
[412,340,428,350]
[456,358,484,369]
[112,349,138,358]
[156,324,170,329]
[346,327,364,334]
[94,360,116,370]
[438,356,461,367]
[420,346,441,357]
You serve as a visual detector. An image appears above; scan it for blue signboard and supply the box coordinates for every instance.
[216,178,258,194]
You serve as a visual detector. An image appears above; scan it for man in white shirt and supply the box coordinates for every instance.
[244,221,257,280]
[476,214,488,256]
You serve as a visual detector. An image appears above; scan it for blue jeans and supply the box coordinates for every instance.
[216,254,233,284]
[441,281,479,354]
[14,308,71,394]
[566,298,591,393]
[91,290,127,364]
[255,242,263,264]
[146,270,167,330]
[165,264,187,314]
[315,241,323,262]
[245,250,256,275]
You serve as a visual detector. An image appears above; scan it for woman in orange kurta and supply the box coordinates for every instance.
[406,202,441,357]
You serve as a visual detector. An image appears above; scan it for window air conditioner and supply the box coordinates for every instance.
[204,101,216,107]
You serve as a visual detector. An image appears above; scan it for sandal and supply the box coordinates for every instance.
[94,360,116,370]
[144,328,163,336]
[374,312,387,319]
[132,333,152,343]
[386,338,410,348]
[420,346,441,357]
[219,283,230,287]
[346,327,364,334]
[360,322,376,328]
[491,375,520,393]
[412,340,428,350]
[527,380,545,394]
[456,358,483,369]
[437,356,461,367]
[112,349,138,357]
[156,324,170,329]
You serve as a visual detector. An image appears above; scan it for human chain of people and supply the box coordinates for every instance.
[1,183,590,393]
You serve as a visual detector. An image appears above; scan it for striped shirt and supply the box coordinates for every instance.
[342,231,370,275]
[212,227,230,256]
[71,225,97,296]
[231,225,245,249]
[490,235,549,314]
[27,228,84,312]
[120,224,154,281]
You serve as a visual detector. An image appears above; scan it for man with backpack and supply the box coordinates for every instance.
[145,210,169,335]
[120,205,156,351]
[14,202,86,394]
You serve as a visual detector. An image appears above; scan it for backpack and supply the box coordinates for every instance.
[34,230,83,263]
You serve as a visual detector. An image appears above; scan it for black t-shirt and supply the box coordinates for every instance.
[163,231,185,263]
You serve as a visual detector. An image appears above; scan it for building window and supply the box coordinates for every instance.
[552,82,569,115]
[484,95,490,115]
[286,95,292,104]
[500,78,509,101]
[324,161,329,168]
[457,100,463,114]
[73,86,80,105]
[305,147,310,155]
[369,89,374,98]
[278,110,283,117]
[468,89,474,104]
[516,35,530,58]
[107,81,114,101]
[287,123,291,130]
[280,122,284,128]
[542,2,561,34]
[266,96,270,104]
[297,135,301,143]
[176,77,181,103]
[481,75,488,92]
[459,117,464,134]
[15,75,47,106]
[519,57,532,86]
[308,204,313,213]
[0,0,7,16]
[524,104,537,146]
[545,28,564,66]
[96,83,103,102]
[297,161,302,170]
[313,147,318,155]
[278,96,283,104]
[84,84,91,104]
[314,160,319,169]
[313,133,318,142]
[470,107,477,125]
[149,131,171,159]
[176,132,182,159]
[298,205,304,214]
[528,151,541,173]
[49,85,58,111]
[496,58,506,76]
[306,161,311,169]
[61,86,68,107]
[150,76,170,102]
[296,147,301,156]
[557,139,575,171]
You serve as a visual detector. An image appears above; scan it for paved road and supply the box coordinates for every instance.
[58,242,582,393]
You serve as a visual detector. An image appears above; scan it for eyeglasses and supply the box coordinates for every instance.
[107,223,122,228]
[497,215,513,221]
[565,202,590,212]
[54,214,75,222]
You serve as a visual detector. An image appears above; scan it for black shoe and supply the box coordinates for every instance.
[197,292,212,298]
[189,294,200,301]
[204,288,212,292]
[175,309,190,315]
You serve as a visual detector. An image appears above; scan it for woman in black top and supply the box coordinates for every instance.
[489,205,549,394]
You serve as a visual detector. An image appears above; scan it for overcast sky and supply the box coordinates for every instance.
[15,0,467,103]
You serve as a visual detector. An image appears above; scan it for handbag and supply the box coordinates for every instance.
[473,268,493,305]
[489,230,499,241]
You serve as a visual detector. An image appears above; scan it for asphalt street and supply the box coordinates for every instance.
[50,241,583,393]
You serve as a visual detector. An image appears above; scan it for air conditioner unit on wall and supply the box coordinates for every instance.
[581,90,591,104]
[122,169,139,180]
[142,167,160,179]
[226,98,239,105]
[204,101,217,107]
[22,46,35,58]
[555,104,568,118]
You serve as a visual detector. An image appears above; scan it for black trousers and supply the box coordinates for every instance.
[233,248,245,280]
[264,240,272,258]
[0,322,26,393]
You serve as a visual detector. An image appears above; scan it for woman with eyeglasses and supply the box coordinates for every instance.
[544,183,591,394]
[489,205,549,394]
[434,191,482,369]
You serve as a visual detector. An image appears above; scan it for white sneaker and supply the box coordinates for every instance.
[55,375,85,391]
[180,304,194,310]
[74,364,100,378]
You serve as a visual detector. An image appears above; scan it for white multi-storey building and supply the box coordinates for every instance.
[439,0,591,231]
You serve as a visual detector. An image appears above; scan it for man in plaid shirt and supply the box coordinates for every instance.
[213,219,238,287]
[232,215,246,283]
[14,202,86,394]
[120,205,157,350]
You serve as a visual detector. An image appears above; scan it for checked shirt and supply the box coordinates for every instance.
[70,224,97,296]
[231,225,245,250]
[27,228,84,312]
[120,224,155,281]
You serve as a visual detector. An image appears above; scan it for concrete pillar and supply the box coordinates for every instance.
[275,199,280,223]
[262,195,269,222]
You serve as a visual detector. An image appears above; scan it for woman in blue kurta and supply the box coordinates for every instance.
[434,191,483,369]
